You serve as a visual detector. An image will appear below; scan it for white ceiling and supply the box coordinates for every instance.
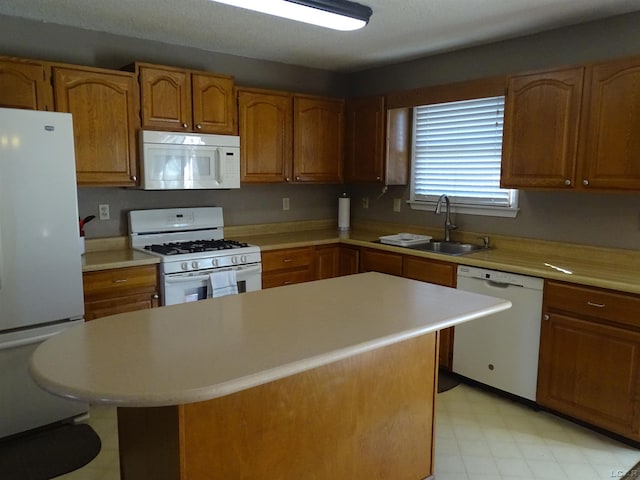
[2,0,640,72]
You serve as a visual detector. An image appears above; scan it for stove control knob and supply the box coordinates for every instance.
[232,256,238,265]
[212,258,219,267]
[192,261,199,269]
[181,262,188,271]
[241,255,247,263]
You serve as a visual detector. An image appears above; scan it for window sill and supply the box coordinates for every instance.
[408,201,519,218]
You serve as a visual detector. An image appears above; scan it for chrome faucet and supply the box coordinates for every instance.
[434,194,457,242]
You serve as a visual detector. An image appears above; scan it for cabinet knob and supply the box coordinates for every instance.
[285,177,291,182]
[130,175,137,182]
[196,124,202,130]
[295,176,301,181]
[376,176,381,181]
[182,123,188,128]
[564,179,571,186]
[543,314,550,321]
[583,179,589,186]
[152,294,159,299]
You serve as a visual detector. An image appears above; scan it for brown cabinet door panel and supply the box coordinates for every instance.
[238,89,293,183]
[0,59,52,111]
[53,67,138,186]
[344,96,385,183]
[537,312,640,439]
[359,248,403,276]
[501,67,583,188]
[139,66,191,130]
[192,73,236,135]
[293,95,344,183]
[579,57,640,190]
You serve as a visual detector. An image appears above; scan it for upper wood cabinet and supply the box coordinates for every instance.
[501,67,583,189]
[344,96,409,185]
[238,87,344,184]
[344,95,385,183]
[136,63,237,135]
[238,88,292,183]
[579,57,640,190]
[502,55,640,192]
[52,65,139,186]
[0,57,53,111]
[293,95,344,183]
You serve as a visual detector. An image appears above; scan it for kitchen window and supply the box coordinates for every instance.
[409,95,519,218]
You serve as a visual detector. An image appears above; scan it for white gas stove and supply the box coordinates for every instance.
[129,207,262,305]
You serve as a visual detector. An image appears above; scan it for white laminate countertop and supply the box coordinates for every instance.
[31,272,511,407]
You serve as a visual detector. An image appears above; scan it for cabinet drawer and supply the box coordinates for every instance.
[262,270,314,289]
[544,280,640,328]
[83,265,158,299]
[262,247,314,273]
[84,293,160,321]
[403,256,456,287]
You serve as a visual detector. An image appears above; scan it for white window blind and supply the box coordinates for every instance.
[410,95,517,212]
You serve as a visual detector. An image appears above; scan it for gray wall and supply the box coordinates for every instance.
[1,13,639,249]
[346,11,640,250]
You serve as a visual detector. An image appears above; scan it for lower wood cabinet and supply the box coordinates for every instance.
[358,247,457,370]
[339,246,360,277]
[403,256,457,370]
[359,248,403,276]
[315,245,341,280]
[537,280,640,441]
[83,265,160,320]
[261,247,315,289]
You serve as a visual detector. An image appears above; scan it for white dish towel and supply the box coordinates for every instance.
[209,270,239,298]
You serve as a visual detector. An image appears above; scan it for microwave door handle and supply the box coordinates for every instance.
[214,148,222,185]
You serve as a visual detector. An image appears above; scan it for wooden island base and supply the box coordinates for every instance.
[117,333,438,480]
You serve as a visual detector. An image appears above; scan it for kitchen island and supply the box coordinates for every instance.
[31,272,510,480]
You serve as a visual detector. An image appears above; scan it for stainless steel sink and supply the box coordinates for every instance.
[407,241,486,256]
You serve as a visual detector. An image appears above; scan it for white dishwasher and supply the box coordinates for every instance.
[453,265,544,401]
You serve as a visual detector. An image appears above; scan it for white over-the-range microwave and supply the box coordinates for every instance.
[139,130,240,190]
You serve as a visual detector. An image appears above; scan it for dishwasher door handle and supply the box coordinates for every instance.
[484,279,520,289]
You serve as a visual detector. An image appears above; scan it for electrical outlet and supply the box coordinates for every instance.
[282,197,290,211]
[361,197,369,209]
[98,204,110,221]
[393,198,402,212]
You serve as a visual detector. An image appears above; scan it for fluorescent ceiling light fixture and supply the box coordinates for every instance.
[210,0,372,31]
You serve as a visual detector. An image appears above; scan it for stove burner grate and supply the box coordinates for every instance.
[144,239,249,256]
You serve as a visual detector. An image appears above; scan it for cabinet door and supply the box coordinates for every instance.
[339,246,360,276]
[53,67,138,186]
[344,96,385,183]
[139,65,191,131]
[403,255,457,369]
[315,245,340,280]
[501,67,584,189]
[293,95,344,183]
[537,312,640,440]
[359,248,403,276]
[579,57,640,190]
[0,58,53,111]
[192,73,236,135]
[84,293,159,321]
[238,89,293,183]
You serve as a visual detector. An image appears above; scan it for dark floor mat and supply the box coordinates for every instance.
[0,423,101,480]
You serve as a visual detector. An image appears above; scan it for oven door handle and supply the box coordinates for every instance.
[165,265,262,284]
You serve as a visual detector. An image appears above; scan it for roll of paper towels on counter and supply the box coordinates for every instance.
[338,194,350,231]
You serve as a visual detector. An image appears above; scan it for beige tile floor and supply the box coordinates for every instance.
[57,382,640,480]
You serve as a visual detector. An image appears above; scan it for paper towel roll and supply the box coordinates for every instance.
[338,195,350,231]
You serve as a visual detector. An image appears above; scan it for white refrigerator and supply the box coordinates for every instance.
[0,107,88,438]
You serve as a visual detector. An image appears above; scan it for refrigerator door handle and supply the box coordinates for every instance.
[0,222,3,291]
[0,331,62,351]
